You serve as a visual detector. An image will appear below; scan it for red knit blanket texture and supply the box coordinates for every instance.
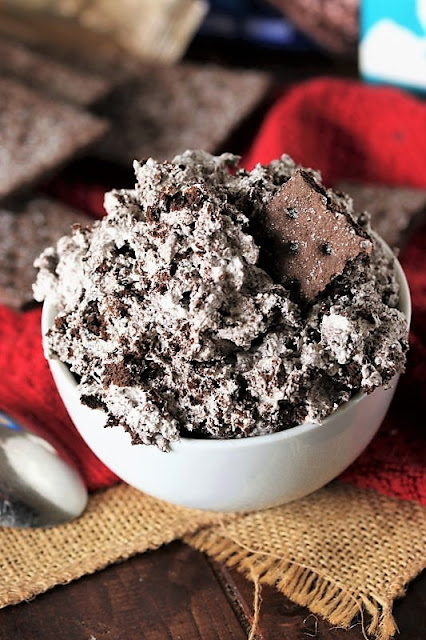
[1,78,425,503]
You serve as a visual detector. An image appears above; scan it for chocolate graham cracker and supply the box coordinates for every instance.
[264,170,372,300]
[0,197,91,309]
[0,37,113,107]
[94,63,272,164]
[336,181,426,248]
[0,77,108,200]
[269,0,359,56]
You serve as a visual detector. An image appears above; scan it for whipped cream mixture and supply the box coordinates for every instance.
[34,151,408,450]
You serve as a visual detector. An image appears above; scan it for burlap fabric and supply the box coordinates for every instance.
[188,483,426,640]
[2,482,425,640]
[0,484,226,609]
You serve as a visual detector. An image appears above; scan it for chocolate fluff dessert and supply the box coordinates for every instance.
[34,151,408,451]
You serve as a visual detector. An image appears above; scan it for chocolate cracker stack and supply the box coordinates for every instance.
[0,78,108,200]
[0,38,112,107]
[0,199,92,309]
[0,37,111,308]
[269,0,359,56]
[0,30,273,309]
[94,63,272,165]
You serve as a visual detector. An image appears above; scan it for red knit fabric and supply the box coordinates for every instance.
[244,78,426,188]
[1,77,425,501]
[0,306,118,491]
[339,229,426,504]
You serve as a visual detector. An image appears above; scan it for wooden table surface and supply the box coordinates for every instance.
[1,540,425,640]
[1,31,425,640]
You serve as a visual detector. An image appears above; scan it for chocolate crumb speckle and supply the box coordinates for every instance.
[286,207,299,219]
[288,241,300,254]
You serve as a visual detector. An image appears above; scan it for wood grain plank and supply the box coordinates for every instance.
[210,560,426,640]
[0,543,247,640]
[1,542,425,639]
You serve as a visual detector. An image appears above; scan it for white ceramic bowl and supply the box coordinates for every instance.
[42,249,411,512]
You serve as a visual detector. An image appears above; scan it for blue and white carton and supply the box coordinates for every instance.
[360,0,426,93]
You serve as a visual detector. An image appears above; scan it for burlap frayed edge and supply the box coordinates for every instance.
[185,528,425,640]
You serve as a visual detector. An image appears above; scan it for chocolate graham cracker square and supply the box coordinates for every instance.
[0,37,113,107]
[336,181,426,248]
[0,197,92,309]
[94,63,272,164]
[264,170,372,301]
[0,77,108,200]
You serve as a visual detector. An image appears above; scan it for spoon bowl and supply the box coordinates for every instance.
[0,412,88,528]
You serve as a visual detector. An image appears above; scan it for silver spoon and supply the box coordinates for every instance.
[0,411,88,528]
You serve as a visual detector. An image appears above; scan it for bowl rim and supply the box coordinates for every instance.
[42,235,411,451]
